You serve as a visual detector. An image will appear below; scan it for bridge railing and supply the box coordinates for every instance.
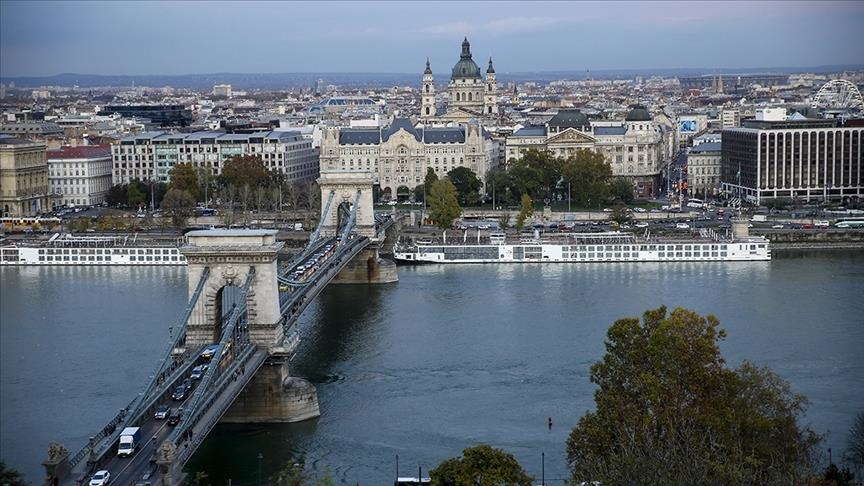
[67,268,212,469]
[168,268,255,445]
[174,345,268,466]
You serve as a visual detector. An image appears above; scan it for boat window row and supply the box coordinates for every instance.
[36,248,180,255]
[36,254,185,262]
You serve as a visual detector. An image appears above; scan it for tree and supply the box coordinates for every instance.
[515,194,533,232]
[161,188,196,228]
[428,179,462,230]
[498,212,511,232]
[220,155,270,189]
[567,306,821,486]
[610,178,635,205]
[429,444,533,486]
[609,202,632,225]
[106,184,128,207]
[846,411,864,469]
[447,167,482,206]
[424,167,439,195]
[561,149,612,207]
[0,461,27,486]
[169,162,200,201]
[127,181,146,209]
[516,149,562,201]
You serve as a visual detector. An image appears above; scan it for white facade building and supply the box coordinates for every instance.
[112,130,319,185]
[47,145,113,207]
[687,141,722,199]
[319,117,498,201]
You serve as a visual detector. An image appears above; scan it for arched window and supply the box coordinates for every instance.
[425,107,430,115]
[425,85,429,93]
[468,92,472,101]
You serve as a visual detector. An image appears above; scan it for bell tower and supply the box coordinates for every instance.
[421,58,435,119]
[484,57,498,116]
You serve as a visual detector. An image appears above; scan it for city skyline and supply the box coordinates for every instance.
[2,0,863,77]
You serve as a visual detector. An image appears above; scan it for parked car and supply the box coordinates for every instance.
[89,470,111,486]
[154,404,170,420]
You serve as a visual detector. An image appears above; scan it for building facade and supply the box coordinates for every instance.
[422,38,498,122]
[0,137,51,217]
[721,119,862,204]
[112,130,319,185]
[687,141,722,199]
[47,145,113,208]
[505,106,670,197]
[319,117,498,200]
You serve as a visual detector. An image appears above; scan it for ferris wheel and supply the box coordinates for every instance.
[811,79,864,110]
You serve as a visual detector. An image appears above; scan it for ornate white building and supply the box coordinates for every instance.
[421,38,499,122]
[319,117,498,201]
[505,106,672,197]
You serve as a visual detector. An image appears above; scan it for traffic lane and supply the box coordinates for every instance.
[96,417,169,485]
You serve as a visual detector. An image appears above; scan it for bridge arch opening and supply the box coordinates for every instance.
[337,200,353,233]
[213,283,244,342]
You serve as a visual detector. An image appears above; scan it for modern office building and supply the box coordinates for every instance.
[319,117,498,200]
[112,130,319,185]
[0,137,51,217]
[47,145,113,208]
[688,141,722,199]
[98,104,193,127]
[721,116,862,204]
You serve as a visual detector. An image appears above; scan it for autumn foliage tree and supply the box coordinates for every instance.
[428,178,462,230]
[567,306,821,486]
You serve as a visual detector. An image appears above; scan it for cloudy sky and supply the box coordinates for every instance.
[1,0,862,77]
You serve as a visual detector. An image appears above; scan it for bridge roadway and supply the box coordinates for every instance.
[63,222,390,486]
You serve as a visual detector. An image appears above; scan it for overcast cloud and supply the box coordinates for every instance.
[1,0,862,76]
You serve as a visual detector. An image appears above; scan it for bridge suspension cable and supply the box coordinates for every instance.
[168,267,256,445]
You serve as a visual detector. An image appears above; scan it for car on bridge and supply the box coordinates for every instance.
[190,364,208,380]
[200,344,220,360]
[89,470,110,486]
[154,404,170,420]
[167,408,182,425]
[171,385,187,401]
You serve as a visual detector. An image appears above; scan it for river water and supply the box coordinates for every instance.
[2,251,863,485]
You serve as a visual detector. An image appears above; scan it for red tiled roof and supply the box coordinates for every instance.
[46,144,112,160]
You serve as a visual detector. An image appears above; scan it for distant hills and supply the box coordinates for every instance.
[2,65,861,90]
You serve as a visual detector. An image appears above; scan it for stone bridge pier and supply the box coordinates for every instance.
[180,229,319,423]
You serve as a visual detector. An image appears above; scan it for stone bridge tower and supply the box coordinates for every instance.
[180,229,284,350]
[318,170,377,238]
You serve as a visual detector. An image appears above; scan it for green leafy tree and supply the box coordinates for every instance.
[567,306,822,486]
[220,155,271,189]
[517,148,562,201]
[485,167,513,207]
[823,463,854,486]
[515,194,533,232]
[106,184,128,207]
[424,167,439,195]
[846,411,864,469]
[609,202,632,225]
[413,184,425,203]
[610,177,635,204]
[169,162,200,201]
[498,212,511,232]
[447,167,482,206]
[275,460,333,486]
[127,181,147,209]
[428,179,462,230]
[161,188,196,228]
[561,149,612,207]
[429,444,533,486]
[0,460,27,486]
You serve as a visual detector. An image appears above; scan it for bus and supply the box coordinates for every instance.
[0,217,62,232]
[686,198,705,209]
[835,219,864,228]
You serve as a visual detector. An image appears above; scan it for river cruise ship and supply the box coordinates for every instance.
[394,230,770,264]
[0,233,187,266]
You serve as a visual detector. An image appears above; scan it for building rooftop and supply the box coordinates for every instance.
[47,145,112,160]
[690,141,722,153]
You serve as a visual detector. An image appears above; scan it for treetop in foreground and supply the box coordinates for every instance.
[430,444,533,486]
[567,305,821,486]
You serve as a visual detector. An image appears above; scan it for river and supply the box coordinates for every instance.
[2,250,863,484]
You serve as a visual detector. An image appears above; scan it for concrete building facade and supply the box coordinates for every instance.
[319,117,498,201]
[47,145,113,208]
[112,130,319,185]
[422,38,499,122]
[688,141,722,199]
[0,137,51,217]
[721,120,862,204]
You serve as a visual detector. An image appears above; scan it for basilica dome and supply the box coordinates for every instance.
[451,37,481,80]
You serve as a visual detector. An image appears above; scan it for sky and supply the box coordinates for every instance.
[1,0,863,77]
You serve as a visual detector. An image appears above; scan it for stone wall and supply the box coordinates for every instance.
[220,362,320,423]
